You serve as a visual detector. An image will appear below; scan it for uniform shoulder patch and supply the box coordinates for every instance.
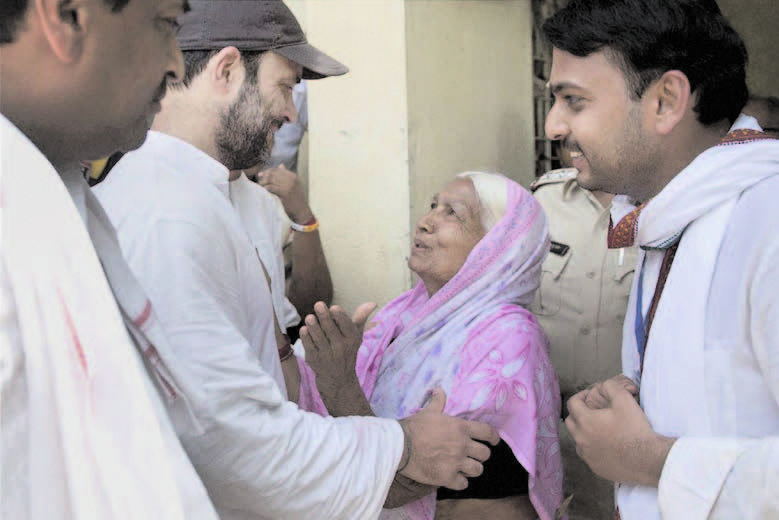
[550,240,570,256]
[530,168,578,192]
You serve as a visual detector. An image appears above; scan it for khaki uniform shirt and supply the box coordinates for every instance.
[531,168,637,397]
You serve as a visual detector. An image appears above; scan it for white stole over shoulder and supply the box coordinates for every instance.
[617,118,779,519]
[0,116,216,519]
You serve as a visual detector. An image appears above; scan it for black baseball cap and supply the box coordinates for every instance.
[177,0,348,79]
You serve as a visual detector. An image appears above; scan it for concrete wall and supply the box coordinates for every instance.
[298,1,413,312]
[405,0,534,239]
[288,0,776,312]
[296,0,537,311]
[718,0,779,97]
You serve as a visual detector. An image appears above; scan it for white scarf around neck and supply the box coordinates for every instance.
[1,116,212,519]
[617,118,779,519]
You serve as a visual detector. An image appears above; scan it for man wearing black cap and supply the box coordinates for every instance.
[94,2,499,519]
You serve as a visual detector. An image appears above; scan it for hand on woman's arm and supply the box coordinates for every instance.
[384,473,436,509]
[389,390,495,508]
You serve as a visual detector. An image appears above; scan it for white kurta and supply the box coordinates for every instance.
[617,117,779,519]
[230,173,300,332]
[655,173,779,519]
[94,131,403,520]
[0,115,218,520]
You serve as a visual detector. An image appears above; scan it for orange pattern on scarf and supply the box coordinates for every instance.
[607,129,777,249]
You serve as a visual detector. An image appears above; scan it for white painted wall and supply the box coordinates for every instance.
[295,0,534,311]
[405,0,534,238]
[718,0,779,97]
[299,1,413,311]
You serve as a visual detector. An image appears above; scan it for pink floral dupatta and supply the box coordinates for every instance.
[298,178,563,520]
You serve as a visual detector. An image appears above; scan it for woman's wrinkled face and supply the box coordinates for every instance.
[408,178,486,296]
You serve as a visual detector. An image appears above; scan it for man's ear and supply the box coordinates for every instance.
[208,47,243,95]
[647,70,692,135]
[34,0,87,63]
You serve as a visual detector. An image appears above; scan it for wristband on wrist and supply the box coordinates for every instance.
[290,215,319,233]
[396,421,412,474]
[278,335,295,362]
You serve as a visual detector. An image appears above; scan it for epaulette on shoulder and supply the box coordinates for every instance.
[530,168,578,192]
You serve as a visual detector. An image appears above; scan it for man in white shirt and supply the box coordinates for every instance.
[232,78,329,335]
[1,0,219,518]
[541,0,779,518]
[237,151,333,337]
[231,167,310,334]
[94,2,499,519]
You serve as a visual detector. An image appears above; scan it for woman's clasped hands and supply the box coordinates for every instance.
[300,301,377,412]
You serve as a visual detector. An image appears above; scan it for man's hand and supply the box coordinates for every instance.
[256,164,313,224]
[565,378,675,488]
[398,390,499,490]
[582,374,639,409]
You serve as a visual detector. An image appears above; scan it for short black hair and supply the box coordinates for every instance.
[176,50,264,89]
[1,0,131,44]
[542,0,748,126]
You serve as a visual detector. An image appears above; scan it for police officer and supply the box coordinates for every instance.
[531,155,638,520]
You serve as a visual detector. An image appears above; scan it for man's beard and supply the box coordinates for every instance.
[215,80,279,171]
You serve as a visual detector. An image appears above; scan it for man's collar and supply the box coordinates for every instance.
[144,131,230,197]
[733,113,762,132]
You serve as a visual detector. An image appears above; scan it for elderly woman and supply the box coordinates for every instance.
[295,172,562,520]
